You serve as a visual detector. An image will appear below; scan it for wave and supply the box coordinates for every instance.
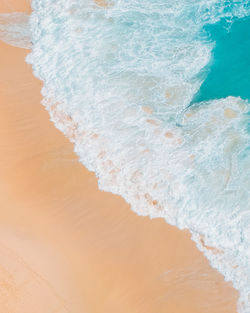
[2,1,250,311]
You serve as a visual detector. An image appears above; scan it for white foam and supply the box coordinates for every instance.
[25,1,250,311]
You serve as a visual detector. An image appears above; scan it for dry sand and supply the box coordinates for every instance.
[0,1,238,313]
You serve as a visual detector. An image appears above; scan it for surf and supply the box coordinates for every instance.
[1,1,249,311]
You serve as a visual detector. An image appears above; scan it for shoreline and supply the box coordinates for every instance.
[0,2,239,313]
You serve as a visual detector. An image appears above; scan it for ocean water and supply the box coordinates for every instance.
[1,1,250,312]
[195,15,250,102]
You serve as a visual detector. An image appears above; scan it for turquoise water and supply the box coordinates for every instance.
[195,16,250,102]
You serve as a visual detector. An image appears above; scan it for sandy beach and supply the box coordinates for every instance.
[0,1,239,312]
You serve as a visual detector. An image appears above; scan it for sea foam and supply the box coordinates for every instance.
[5,1,250,311]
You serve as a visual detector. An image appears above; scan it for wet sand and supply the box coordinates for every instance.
[0,1,238,313]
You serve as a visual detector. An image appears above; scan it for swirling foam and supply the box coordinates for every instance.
[26,1,250,311]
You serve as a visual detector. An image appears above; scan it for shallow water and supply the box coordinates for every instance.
[1,1,249,312]
[0,12,31,48]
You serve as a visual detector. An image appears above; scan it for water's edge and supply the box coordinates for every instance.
[1,2,250,311]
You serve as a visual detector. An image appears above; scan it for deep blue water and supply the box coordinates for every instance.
[194,16,250,103]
